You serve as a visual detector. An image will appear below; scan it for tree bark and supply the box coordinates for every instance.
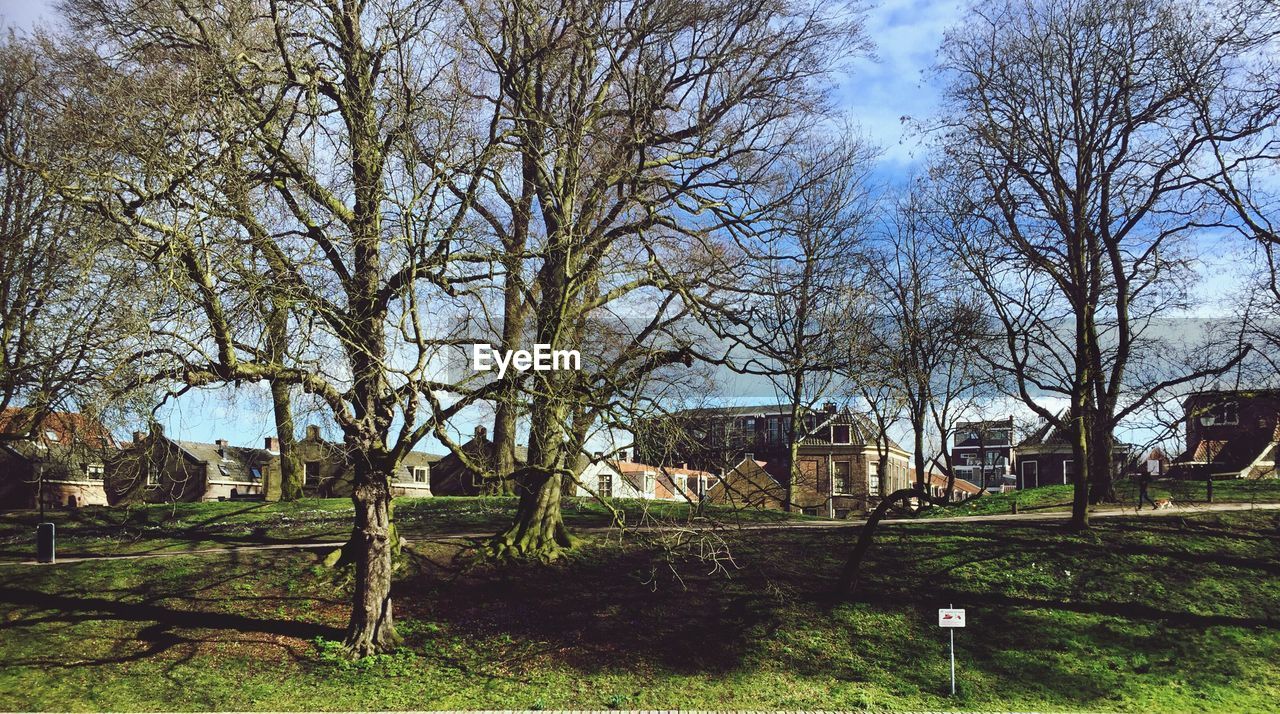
[270,380,303,501]
[489,465,575,559]
[343,472,401,657]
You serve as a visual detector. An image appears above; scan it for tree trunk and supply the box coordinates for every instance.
[343,474,401,657]
[489,466,575,559]
[1068,412,1090,531]
[1087,421,1116,504]
[838,486,946,595]
[266,299,302,501]
[271,379,303,501]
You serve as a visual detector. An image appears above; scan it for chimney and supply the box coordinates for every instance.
[824,401,837,414]
[132,430,146,445]
[306,425,321,441]
[744,452,754,462]
[215,438,228,458]
[474,425,488,442]
[265,437,280,453]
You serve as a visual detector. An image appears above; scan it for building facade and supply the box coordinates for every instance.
[1167,389,1280,480]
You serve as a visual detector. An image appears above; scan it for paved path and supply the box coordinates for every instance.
[3,501,1276,566]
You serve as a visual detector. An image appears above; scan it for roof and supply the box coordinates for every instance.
[401,451,443,468]
[1016,411,1072,449]
[0,408,115,449]
[176,440,275,482]
[799,408,905,452]
[1182,388,1280,407]
[662,404,815,419]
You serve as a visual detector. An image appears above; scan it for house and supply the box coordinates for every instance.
[285,425,437,499]
[110,426,278,503]
[705,456,785,510]
[1167,389,1280,480]
[950,417,1014,489]
[917,461,982,502]
[112,424,439,503]
[638,403,910,517]
[431,426,526,496]
[573,451,717,501]
[0,409,116,510]
[1012,412,1131,489]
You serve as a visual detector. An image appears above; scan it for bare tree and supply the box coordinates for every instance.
[0,36,139,443]
[930,0,1274,528]
[699,135,877,512]
[439,0,865,557]
[39,0,498,656]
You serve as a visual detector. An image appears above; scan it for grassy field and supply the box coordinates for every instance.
[0,504,1277,711]
[922,478,1280,518]
[0,497,809,561]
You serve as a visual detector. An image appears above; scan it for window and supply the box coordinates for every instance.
[45,430,59,442]
[833,461,852,495]
[413,466,428,483]
[1021,460,1038,489]
[305,461,321,486]
[85,463,104,481]
[1216,401,1239,425]
[249,466,262,481]
[767,418,781,444]
[743,417,756,431]
[868,462,881,496]
[598,474,612,498]
[832,425,851,444]
[1062,459,1075,485]
[145,464,160,486]
[644,473,655,495]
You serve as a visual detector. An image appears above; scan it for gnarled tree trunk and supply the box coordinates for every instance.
[343,466,401,657]
[489,465,575,559]
[838,486,947,595]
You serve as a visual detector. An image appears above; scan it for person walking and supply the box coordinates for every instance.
[1136,470,1159,511]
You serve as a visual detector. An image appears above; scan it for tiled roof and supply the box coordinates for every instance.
[177,440,275,482]
[799,409,904,452]
[0,408,115,449]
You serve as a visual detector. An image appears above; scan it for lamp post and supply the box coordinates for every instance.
[35,460,54,564]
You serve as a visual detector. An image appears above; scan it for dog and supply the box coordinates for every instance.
[1153,498,1174,510]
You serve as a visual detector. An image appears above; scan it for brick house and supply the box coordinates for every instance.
[109,426,277,503]
[112,424,438,504]
[430,426,527,496]
[1167,389,1280,480]
[638,403,909,517]
[705,456,785,510]
[0,410,116,510]
[285,425,437,499]
[1013,412,1132,489]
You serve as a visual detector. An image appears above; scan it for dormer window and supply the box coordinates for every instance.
[412,466,428,483]
[832,425,851,444]
[1200,401,1239,426]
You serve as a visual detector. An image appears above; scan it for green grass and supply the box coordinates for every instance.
[1,505,1278,711]
[922,478,1280,518]
[0,496,810,560]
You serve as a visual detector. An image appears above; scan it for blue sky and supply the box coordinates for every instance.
[0,0,1247,455]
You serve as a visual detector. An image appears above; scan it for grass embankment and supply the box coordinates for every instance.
[0,497,809,561]
[1,507,1278,711]
[923,478,1280,518]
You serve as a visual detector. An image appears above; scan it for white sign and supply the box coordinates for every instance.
[938,608,966,628]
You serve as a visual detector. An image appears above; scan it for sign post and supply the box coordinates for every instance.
[938,605,965,695]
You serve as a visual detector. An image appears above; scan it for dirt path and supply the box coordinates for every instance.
[3,501,1276,566]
